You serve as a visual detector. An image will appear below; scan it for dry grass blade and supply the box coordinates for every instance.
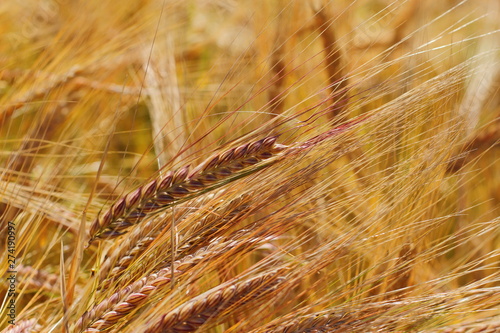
[88,136,287,244]
[143,269,286,333]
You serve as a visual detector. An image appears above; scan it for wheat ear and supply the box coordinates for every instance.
[75,237,259,332]
[385,243,416,299]
[262,313,349,333]
[253,304,396,333]
[88,136,286,244]
[6,102,69,176]
[0,68,139,95]
[0,319,40,333]
[0,66,81,127]
[97,194,250,288]
[447,118,500,172]
[143,269,286,333]
[17,264,59,293]
[97,217,167,288]
[176,193,252,253]
[89,115,368,244]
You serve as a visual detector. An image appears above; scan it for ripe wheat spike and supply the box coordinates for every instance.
[88,136,286,244]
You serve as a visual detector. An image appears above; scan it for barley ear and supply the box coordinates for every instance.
[143,269,286,333]
[87,136,287,245]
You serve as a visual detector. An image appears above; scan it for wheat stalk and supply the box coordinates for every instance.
[312,3,349,121]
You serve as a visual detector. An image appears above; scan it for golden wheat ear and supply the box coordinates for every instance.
[0,319,41,333]
[16,264,60,294]
[86,117,362,246]
[97,193,251,289]
[141,269,286,333]
[87,136,287,244]
[74,237,263,332]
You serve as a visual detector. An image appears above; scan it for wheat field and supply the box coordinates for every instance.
[0,0,499,332]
